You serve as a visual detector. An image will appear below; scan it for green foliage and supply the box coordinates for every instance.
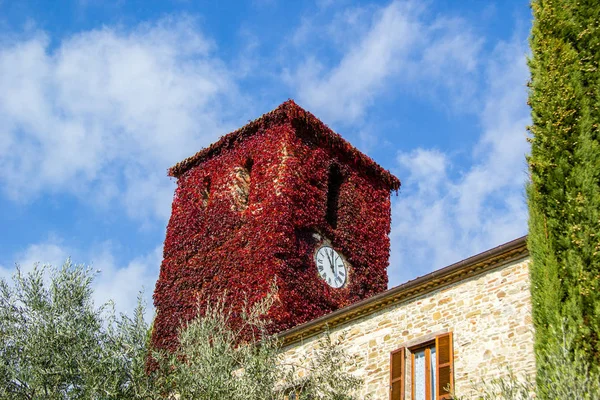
[0,262,363,399]
[453,371,534,400]
[281,333,366,400]
[153,288,283,400]
[540,323,600,399]
[154,286,364,400]
[0,261,155,399]
[527,0,600,395]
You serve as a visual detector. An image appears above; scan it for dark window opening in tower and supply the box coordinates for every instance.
[201,176,211,208]
[232,157,253,211]
[244,157,254,175]
[326,164,343,229]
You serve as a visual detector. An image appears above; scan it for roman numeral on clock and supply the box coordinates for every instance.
[316,245,346,288]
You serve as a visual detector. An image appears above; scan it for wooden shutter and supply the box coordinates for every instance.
[390,347,405,400]
[435,332,454,399]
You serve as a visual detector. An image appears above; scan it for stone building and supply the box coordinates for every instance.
[279,236,535,399]
[154,101,535,399]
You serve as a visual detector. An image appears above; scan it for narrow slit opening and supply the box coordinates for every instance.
[201,176,211,208]
[232,158,253,211]
[326,164,343,229]
[244,157,254,175]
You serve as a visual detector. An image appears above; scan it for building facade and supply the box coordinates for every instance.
[279,237,535,399]
[154,101,536,398]
[152,100,399,351]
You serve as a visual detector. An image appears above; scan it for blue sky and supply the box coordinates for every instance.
[0,0,532,317]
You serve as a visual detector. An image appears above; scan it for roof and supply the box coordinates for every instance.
[168,100,401,191]
[279,236,529,346]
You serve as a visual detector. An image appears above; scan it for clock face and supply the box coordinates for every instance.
[315,246,347,288]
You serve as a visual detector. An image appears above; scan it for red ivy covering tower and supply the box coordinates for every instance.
[152,100,400,351]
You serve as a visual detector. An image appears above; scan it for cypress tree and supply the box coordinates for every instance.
[527,0,600,394]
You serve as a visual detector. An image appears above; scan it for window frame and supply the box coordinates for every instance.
[389,332,454,400]
[410,340,436,400]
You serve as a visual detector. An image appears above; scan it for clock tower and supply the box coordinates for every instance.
[152,100,400,351]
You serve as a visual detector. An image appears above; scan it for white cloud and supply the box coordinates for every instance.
[411,16,483,112]
[388,36,530,287]
[0,239,161,321]
[285,1,419,123]
[0,240,69,281]
[284,0,484,124]
[397,148,448,195]
[0,17,241,222]
[0,3,530,313]
[88,243,162,320]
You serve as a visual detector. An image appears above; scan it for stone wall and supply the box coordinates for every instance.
[280,257,535,399]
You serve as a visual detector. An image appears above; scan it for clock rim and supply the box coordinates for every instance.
[314,244,347,289]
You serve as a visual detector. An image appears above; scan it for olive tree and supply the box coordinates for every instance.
[154,284,365,400]
[0,261,364,399]
[0,261,154,399]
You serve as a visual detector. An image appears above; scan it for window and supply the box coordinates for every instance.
[231,157,253,211]
[326,164,343,229]
[412,342,437,400]
[390,332,453,400]
[200,176,211,208]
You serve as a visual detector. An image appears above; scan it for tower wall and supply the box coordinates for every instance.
[152,102,397,351]
[275,124,392,328]
[153,121,295,351]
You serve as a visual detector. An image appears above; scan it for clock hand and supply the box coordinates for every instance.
[327,249,335,275]
[333,254,338,277]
